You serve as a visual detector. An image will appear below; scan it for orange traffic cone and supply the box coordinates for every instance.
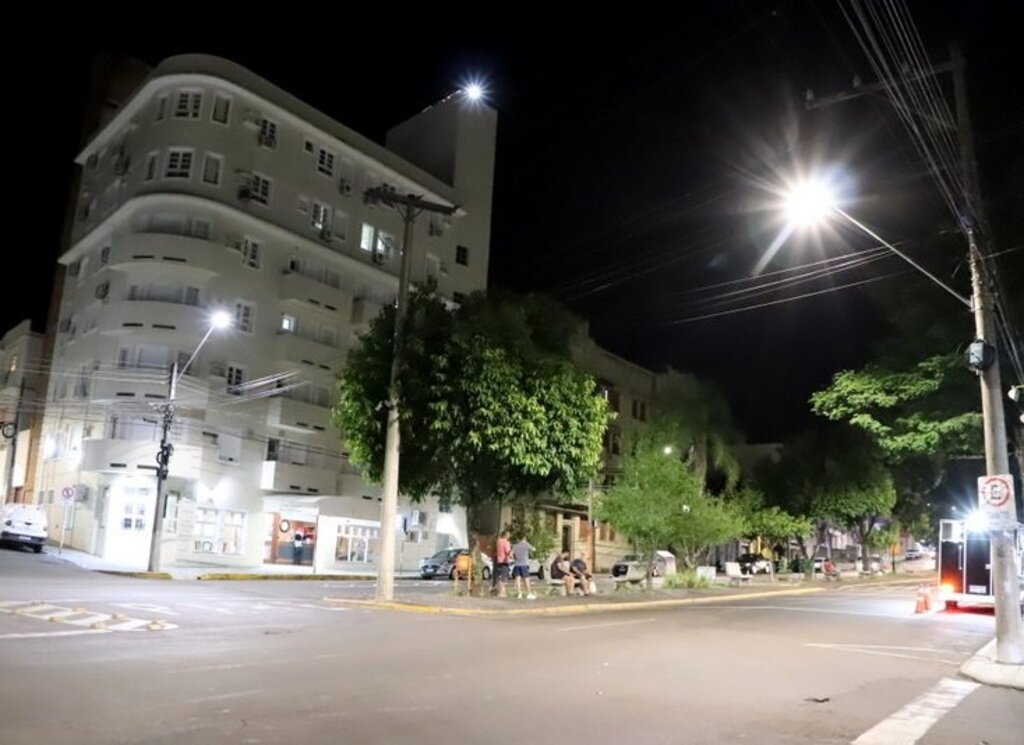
[914,585,927,614]
[922,586,933,611]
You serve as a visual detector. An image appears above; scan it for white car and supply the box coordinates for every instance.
[0,504,48,553]
[480,553,546,580]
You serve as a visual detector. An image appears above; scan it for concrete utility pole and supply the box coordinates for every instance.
[147,362,179,573]
[807,45,1023,664]
[952,45,1023,664]
[364,185,456,602]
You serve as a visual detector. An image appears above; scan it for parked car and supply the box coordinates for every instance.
[418,548,468,579]
[611,554,668,579]
[0,504,48,553]
[736,553,772,575]
[904,545,935,561]
[479,553,546,581]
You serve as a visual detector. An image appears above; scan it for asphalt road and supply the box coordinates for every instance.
[1,546,1020,744]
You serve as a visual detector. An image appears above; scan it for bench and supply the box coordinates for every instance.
[725,561,752,586]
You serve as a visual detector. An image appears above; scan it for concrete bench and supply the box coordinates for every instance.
[725,562,752,586]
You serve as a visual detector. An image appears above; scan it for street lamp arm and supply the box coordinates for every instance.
[173,325,216,389]
[833,207,971,309]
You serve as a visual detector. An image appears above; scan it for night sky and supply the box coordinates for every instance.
[14,2,1022,443]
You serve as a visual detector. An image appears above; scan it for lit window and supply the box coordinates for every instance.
[281,315,296,332]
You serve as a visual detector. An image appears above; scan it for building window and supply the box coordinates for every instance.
[258,118,277,148]
[316,146,334,176]
[226,365,245,394]
[144,152,158,181]
[281,314,296,332]
[249,174,271,205]
[211,94,231,124]
[165,149,193,179]
[155,96,167,122]
[233,302,254,333]
[241,237,261,269]
[311,202,332,232]
[202,153,222,185]
[99,246,110,266]
[174,91,202,119]
[335,521,380,563]
[303,139,315,154]
[8,354,17,374]
[194,507,244,555]
[456,245,469,266]
[631,399,647,422]
[360,223,394,262]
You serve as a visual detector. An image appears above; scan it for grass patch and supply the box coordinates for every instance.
[663,570,712,590]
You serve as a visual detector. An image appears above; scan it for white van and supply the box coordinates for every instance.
[0,504,48,553]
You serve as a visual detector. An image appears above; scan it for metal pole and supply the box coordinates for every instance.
[376,205,416,601]
[587,479,596,574]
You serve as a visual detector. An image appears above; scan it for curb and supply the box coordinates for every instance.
[323,586,825,618]
[959,639,1024,690]
[97,571,173,580]
[196,573,423,581]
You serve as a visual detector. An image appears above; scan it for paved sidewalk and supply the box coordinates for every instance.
[960,638,1024,690]
[45,544,420,581]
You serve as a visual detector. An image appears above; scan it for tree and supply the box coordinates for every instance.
[597,422,745,586]
[736,488,814,578]
[333,289,612,550]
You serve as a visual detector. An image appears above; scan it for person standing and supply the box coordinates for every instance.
[293,531,305,565]
[511,535,536,600]
[495,530,512,598]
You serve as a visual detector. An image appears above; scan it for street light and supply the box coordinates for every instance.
[146,310,231,572]
[770,172,1022,664]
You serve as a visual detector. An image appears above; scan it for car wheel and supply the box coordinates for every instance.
[449,567,458,580]
[944,601,958,611]
[32,545,42,554]
[481,566,491,581]
[537,566,545,581]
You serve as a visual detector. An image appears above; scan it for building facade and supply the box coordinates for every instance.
[0,321,45,504]
[35,55,495,571]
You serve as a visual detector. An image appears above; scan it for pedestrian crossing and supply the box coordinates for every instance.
[0,599,177,634]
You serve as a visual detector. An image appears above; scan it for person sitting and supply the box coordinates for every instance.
[550,552,577,596]
[570,552,594,595]
[823,558,840,580]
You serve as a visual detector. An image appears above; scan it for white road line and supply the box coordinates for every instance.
[852,677,979,744]
[558,618,657,632]
[0,629,110,640]
[182,689,265,705]
[805,643,960,666]
[721,604,903,618]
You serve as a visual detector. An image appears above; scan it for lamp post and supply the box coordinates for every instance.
[777,177,1023,664]
[147,310,232,573]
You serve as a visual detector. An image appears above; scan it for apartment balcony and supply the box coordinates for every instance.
[81,438,202,479]
[107,233,229,279]
[260,459,336,495]
[273,331,345,372]
[96,300,212,339]
[266,396,332,436]
[280,271,353,324]
[88,367,210,408]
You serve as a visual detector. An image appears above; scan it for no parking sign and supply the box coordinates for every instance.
[977,474,1017,530]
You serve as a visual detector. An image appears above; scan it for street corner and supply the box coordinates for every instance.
[959,639,1024,691]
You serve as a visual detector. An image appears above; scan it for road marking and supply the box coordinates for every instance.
[183,689,265,705]
[721,604,902,618]
[0,629,109,640]
[112,603,180,616]
[805,643,960,666]
[558,618,657,632]
[853,677,979,744]
[0,600,174,632]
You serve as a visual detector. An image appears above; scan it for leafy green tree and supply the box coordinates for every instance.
[597,423,745,585]
[736,488,814,577]
[333,290,611,550]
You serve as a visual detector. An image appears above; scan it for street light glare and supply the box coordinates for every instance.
[784,180,836,227]
[210,310,233,330]
[965,510,989,533]
[464,83,484,101]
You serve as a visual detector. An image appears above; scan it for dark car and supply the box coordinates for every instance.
[736,553,772,575]
[418,548,468,579]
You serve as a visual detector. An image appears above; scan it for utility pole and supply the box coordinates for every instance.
[806,45,1022,664]
[364,185,456,602]
[953,45,1023,664]
[147,361,178,573]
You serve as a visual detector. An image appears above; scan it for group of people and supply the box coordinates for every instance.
[494,530,595,599]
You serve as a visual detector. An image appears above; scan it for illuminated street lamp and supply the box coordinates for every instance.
[147,310,232,572]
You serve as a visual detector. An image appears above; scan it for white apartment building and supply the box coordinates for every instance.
[35,55,496,571]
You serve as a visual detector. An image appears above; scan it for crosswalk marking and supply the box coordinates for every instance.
[853,677,979,744]
[0,600,175,633]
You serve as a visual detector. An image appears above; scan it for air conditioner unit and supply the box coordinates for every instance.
[209,362,227,377]
[338,179,353,197]
[224,234,243,250]
[371,250,385,265]
[237,185,253,202]
[320,228,333,242]
[94,282,109,300]
[113,156,130,176]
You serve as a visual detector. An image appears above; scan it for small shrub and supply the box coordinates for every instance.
[664,570,711,590]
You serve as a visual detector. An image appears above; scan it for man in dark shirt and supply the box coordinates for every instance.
[550,552,577,596]
[570,552,593,595]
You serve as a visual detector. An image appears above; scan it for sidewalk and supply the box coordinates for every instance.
[45,544,421,581]
[959,639,1024,690]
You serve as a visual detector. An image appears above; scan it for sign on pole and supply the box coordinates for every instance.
[60,486,76,503]
[977,475,1018,530]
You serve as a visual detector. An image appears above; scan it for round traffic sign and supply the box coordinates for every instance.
[60,486,76,502]
[979,476,1011,507]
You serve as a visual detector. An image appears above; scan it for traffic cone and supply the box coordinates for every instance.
[914,585,927,614]
[922,586,933,611]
